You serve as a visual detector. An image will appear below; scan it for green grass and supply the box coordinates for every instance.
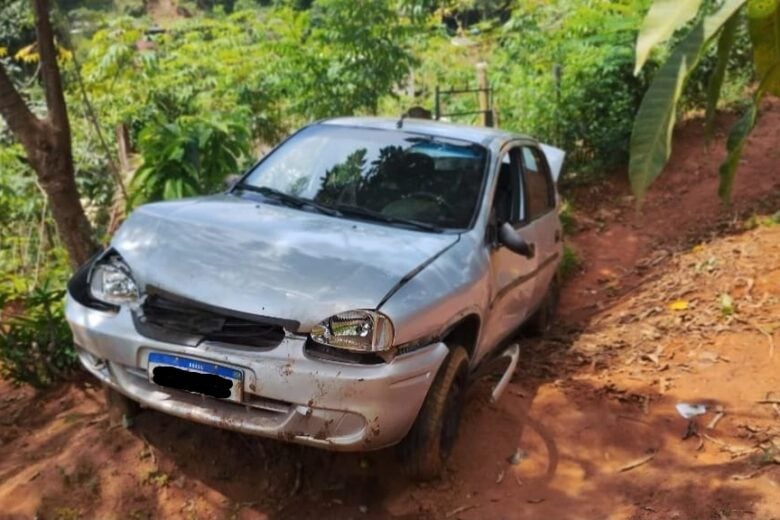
[559,244,583,280]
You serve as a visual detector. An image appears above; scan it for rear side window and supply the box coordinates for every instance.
[521,146,554,220]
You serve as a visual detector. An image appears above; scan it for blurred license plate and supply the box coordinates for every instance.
[147,352,243,402]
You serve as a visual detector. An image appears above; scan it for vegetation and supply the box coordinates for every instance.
[0,0,759,387]
[0,282,73,388]
[0,0,97,268]
[630,0,779,202]
[494,0,657,177]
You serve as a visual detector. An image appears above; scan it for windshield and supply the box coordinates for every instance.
[239,125,489,230]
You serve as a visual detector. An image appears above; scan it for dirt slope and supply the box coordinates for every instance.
[1,102,780,520]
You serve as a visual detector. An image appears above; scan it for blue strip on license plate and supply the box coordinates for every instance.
[148,352,242,380]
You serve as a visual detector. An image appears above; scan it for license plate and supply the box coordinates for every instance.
[147,352,243,402]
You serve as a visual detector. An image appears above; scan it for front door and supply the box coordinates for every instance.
[481,146,538,352]
[518,145,562,308]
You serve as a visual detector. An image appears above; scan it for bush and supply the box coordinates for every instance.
[282,0,415,119]
[559,198,576,235]
[130,111,251,204]
[0,154,75,388]
[0,279,75,389]
[559,244,583,280]
[492,0,655,181]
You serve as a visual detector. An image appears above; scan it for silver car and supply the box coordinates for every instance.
[65,117,564,479]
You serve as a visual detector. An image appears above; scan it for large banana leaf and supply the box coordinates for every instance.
[748,0,780,95]
[629,0,746,201]
[634,0,704,75]
[718,63,780,202]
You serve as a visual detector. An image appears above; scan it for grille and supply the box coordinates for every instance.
[138,293,286,348]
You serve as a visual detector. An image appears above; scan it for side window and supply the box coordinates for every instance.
[491,150,524,225]
[521,146,555,220]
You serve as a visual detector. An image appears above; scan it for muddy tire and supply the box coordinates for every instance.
[526,275,560,336]
[399,346,469,481]
[105,387,141,427]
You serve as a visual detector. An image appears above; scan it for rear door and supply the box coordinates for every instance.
[518,145,562,308]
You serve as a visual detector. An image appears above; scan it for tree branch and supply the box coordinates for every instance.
[0,62,42,149]
[32,0,70,134]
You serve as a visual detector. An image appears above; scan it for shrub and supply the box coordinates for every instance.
[281,0,415,119]
[130,111,251,204]
[559,243,583,280]
[492,0,656,181]
[0,279,75,388]
[0,153,75,388]
[559,198,576,235]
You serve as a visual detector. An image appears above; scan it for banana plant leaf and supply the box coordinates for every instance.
[747,0,780,95]
[634,0,704,75]
[629,0,746,201]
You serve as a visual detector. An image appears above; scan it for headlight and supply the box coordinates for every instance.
[310,310,394,352]
[89,256,139,305]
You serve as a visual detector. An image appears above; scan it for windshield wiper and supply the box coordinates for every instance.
[236,184,342,217]
[333,204,443,233]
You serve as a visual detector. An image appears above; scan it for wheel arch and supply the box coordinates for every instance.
[441,314,481,359]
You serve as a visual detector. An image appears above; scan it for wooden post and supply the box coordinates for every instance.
[552,63,562,145]
[434,85,441,120]
[115,124,131,173]
[476,62,492,127]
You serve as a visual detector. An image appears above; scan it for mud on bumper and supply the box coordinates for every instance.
[66,294,449,451]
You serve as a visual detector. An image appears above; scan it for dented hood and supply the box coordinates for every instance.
[111,195,458,331]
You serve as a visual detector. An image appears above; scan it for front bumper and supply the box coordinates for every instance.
[65,294,448,451]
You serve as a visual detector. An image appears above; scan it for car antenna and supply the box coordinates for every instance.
[396,113,407,129]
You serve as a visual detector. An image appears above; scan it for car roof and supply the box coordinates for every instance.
[319,116,533,147]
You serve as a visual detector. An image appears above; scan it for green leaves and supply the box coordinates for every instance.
[69,2,413,207]
[631,0,780,203]
[129,112,250,206]
[704,13,740,141]
[0,280,75,388]
[629,0,745,201]
[493,0,654,178]
[287,0,414,119]
[748,0,780,95]
[634,0,703,75]
[718,102,757,202]
[718,63,780,202]
[716,0,780,201]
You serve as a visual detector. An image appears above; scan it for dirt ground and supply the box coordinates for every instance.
[2,102,780,520]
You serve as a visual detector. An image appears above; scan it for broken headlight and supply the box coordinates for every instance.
[310,310,394,352]
[89,255,139,305]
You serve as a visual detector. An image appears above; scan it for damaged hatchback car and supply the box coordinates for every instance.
[66,117,564,480]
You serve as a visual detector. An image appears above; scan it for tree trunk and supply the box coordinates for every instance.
[28,129,97,267]
[0,0,97,268]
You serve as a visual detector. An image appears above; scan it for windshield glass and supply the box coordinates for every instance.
[240,125,489,230]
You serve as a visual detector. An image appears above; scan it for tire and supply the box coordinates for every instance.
[399,345,469,481]
[105,386,141,427]
[527,275,560,336]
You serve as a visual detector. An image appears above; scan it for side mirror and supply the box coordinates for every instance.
[224,174,242,191]
[498,222,535,258]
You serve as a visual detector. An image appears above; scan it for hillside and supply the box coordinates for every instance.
[1,104,779,519]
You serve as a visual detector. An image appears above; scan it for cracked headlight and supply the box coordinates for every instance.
[89,256,139,305]
[310,310,394,352]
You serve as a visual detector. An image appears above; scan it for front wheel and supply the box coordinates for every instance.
[398,346,469,481]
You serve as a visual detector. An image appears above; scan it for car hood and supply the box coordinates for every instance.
[111,195,459,332]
